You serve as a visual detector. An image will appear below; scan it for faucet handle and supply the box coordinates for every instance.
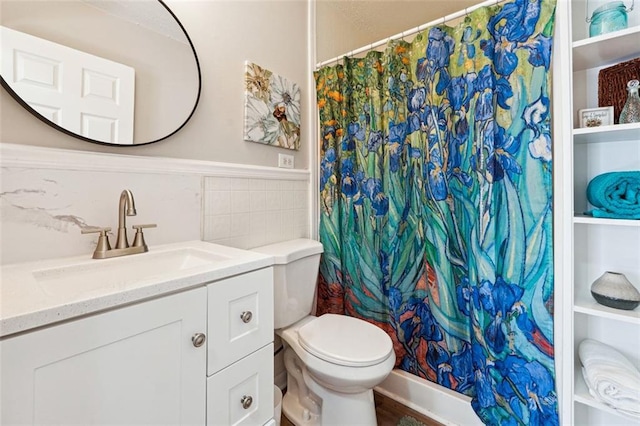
[132,224,157,230]
[81,227,112,258]
[131,224,156,249]
[81,226,112,235]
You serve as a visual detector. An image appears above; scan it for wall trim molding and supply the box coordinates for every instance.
[0,143,311,180]
[307,0,319,240]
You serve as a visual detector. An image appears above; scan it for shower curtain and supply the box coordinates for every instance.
[314,0,557,424]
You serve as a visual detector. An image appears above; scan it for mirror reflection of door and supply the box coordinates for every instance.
[0,0,200,146]
[2,26,135,144]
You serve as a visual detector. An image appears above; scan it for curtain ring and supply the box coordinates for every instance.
[441,16,446,26]
[465,7,469,17]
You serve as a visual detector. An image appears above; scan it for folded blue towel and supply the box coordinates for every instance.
[586,171,640,220]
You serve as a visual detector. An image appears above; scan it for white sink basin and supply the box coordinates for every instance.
[1,241,274,337]
[33,247,229,296]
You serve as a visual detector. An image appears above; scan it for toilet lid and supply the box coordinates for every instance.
[297,314,393,367]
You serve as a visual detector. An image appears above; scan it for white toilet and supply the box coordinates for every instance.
[252,239,395,426]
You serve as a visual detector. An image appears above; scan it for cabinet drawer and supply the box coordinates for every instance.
[207,343,274,426]
[207,268,273,375]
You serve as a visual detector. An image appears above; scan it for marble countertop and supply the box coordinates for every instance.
[0,241,274,338]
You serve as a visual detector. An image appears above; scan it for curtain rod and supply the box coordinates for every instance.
[316,0,503,69]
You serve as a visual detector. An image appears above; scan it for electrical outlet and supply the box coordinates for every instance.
[278,154,294,169]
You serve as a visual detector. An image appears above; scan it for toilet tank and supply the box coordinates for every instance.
[252,239,324,329]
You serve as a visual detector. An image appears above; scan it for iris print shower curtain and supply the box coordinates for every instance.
[314,0,557,424]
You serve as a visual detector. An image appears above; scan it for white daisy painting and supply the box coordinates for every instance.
[243,62,301,150]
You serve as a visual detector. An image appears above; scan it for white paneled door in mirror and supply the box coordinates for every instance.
[1,26,135,144]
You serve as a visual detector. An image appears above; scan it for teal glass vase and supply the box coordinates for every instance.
[589,1,629,37]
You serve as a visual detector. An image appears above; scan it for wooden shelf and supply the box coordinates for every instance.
[574,368,638,421]
[574,297,640,325]
[573,26,640,71]
[573,215,640,227]
[573,122,640,144]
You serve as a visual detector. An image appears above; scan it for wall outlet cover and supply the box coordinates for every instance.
[278,154,294,169]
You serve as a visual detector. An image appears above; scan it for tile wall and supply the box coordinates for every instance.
[0,167,201,265]
[1,144,312,264]
[203,176,309,249]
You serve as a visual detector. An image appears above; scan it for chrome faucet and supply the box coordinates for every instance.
[82,189,156,259]
[115,189,137,249]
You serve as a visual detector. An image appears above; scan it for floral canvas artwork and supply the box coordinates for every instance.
[243,62,301,150]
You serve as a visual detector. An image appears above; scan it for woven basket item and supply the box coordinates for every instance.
[598,57,640,123]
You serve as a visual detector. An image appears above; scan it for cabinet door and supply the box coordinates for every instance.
[208,268,274,375]
[1,288,207,425]
[207,343,274,426]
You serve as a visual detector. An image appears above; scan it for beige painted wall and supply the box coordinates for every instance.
[0,0,310,169]
[316,0,483,63]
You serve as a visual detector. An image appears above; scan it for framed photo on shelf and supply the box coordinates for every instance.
[578,106,614,128]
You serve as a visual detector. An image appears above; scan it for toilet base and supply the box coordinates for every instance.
[282,391,319,426]
[282,384,378,426]
[282,347,378,426]
[282,348,321,426]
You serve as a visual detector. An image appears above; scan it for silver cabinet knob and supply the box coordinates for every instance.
[192,333,206,347]
[240,311,253,323]
[241,395,253,409]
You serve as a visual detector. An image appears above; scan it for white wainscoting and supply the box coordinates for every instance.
[0,143,310,265]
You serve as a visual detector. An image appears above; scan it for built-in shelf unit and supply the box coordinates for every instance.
[557,1,640,424]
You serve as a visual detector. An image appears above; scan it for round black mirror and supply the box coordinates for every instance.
[0,0,201,146]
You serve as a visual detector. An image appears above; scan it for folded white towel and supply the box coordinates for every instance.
[579,339,640,419]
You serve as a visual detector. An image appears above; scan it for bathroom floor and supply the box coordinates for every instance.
[280,391,443,426]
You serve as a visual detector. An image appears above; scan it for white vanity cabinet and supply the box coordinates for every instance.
[0,264,276,426]
[1,287,208,425]
[206,267,275,426]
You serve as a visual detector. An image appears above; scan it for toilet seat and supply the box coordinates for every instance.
[297,314,393,367]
